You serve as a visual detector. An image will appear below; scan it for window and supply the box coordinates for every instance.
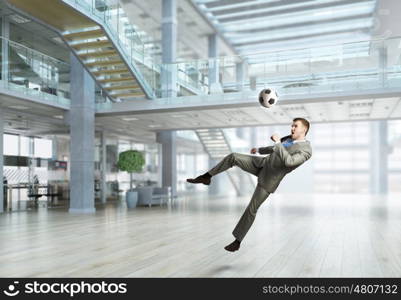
[20,136,31,157]
[3,134,18,155]
[34,138,52,159]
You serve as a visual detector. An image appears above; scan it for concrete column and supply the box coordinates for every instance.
[250,76,257,91]
[156,131,177,197]
[370,120,388,194]
[236,127,252,196]
[28,136,34,185]
[208,157,220,195]
[0,109,4,213]
[236,62,245,91]
[1,16,10,82]
[250,127,257,147]
[100,131,107,203]
[208,33,222,93]
[161,0,177,97]
[69,53,95,213]
[379,46,388,87]
[52,136,58,160]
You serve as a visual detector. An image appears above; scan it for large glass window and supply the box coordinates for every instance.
[20,136,31,157]
[34,138,52,158]
[3,134,19,155]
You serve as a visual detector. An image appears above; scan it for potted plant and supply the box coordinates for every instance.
[116,150,145,208]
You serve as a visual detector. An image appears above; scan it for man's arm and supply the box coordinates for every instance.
[252,134,292,155]
[273,143,312,167]
[258,146,274,154]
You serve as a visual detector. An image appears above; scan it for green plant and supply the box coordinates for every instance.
[116,150,145,190]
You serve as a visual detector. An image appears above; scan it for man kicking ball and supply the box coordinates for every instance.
[187,118,312,252]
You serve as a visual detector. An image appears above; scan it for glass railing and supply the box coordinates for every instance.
[0,36,70,107]
[63,0,159,98]
[0,36,112,107]
[161,36,401,98]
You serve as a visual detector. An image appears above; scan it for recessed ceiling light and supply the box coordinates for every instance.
[171,114,186,118]
[148,124,162,128]
[122,117,139,121]
[9,105,29,110]
[53,115,64,119]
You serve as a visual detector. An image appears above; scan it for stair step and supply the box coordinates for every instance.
[71,40,112,50]
[93,68,129,76]
[98,77,134,84]
[104,84,139,91]
[63,28,105,40]
[111,92,145,98]
[78,50,118,58]
[85,60,124,67]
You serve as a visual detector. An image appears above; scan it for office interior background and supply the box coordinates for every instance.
[0,0,401,277]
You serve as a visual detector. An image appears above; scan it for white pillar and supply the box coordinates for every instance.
[161,0,177,97]
[156,131,177,197]
[100,131,107,203]
[69,53,95,213]
[1,16,10,82]
[236,62,245,91]
[370,120,388,194]
[208,33,222,93]
[160,1,178,197]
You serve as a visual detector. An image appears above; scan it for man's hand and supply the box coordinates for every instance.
[270,134,280,143]
[250,148,257,154]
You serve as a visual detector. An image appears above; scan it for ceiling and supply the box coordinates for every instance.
[0,93,67,134]
[192,0,378,56]
[95,95,401,133]
[120,0,236,61]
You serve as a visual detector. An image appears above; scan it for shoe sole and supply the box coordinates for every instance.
[186,179,210,186]
[224,247,239,252]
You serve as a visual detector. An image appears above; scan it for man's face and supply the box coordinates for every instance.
[290,120,306,140]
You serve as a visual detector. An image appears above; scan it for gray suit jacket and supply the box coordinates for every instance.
[255,140,312,193]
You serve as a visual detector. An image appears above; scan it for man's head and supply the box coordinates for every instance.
[291,118,310,140]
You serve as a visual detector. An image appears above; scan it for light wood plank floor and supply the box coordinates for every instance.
[1,192,401,277]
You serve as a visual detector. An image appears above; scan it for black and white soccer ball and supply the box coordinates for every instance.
[258,88,279,108]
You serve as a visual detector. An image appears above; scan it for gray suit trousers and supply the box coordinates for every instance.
[208,153,270,242]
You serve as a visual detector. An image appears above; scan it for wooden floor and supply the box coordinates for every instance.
[1,192,401,277]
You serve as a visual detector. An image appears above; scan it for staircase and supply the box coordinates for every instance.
[63,26,148,101]
[195,129,256,196]
[6,0,156,101]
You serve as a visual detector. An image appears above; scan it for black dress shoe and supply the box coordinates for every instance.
[186,175,211,185]
[224,240,241,252]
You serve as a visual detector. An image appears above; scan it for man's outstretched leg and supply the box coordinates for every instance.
[186,152,260,185]
[225,184,270,252]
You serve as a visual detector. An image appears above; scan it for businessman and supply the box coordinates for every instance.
[187,118,312,252]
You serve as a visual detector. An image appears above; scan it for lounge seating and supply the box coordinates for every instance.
[136,186,171,207]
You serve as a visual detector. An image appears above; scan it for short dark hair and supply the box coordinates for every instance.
[293,118,310,135]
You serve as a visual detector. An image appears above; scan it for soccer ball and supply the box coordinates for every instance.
[258,88,278,108]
